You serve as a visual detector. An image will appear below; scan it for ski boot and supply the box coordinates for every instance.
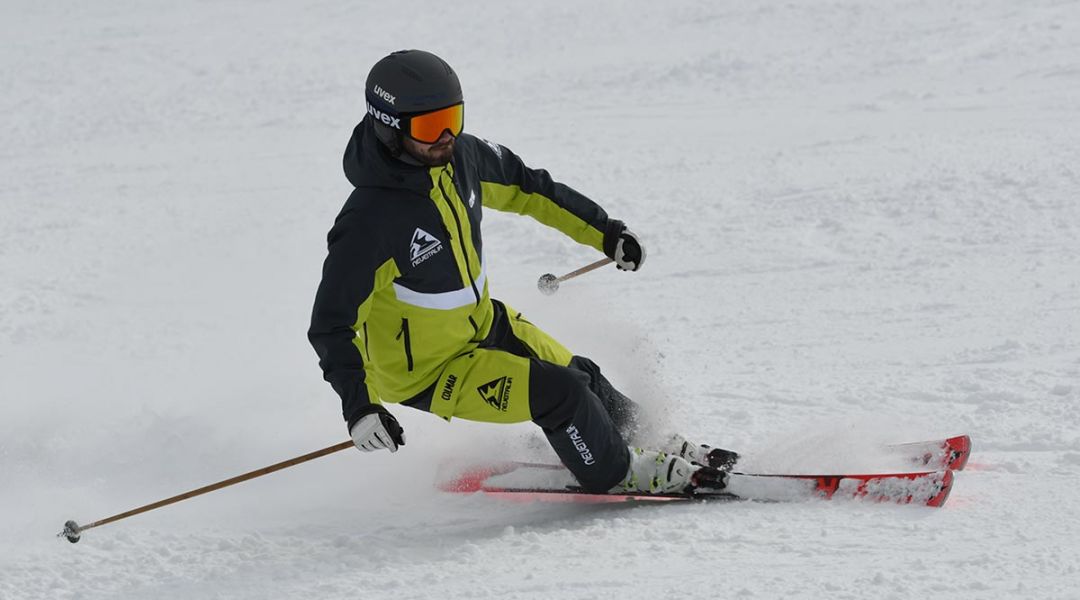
[666,434,740,471]
[614,447,699,494]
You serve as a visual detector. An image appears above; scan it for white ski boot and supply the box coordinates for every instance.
[615,447,698,494]
[666,434,740,471]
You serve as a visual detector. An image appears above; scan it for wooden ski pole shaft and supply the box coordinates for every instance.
[560,257,615,281]
[537,257,614,295]
[59,440,354,543]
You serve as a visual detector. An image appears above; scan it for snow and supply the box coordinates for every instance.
[2,0,1079,597]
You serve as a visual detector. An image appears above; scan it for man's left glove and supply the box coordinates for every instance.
[349,405,406,453]
[603,221,646,272]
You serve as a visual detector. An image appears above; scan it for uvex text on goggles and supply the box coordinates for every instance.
[367,101,464,144]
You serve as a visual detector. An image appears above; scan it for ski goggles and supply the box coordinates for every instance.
[405,102,464,143]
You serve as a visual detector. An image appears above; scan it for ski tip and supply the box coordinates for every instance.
[926,470,954,508]
[944,435,972,471]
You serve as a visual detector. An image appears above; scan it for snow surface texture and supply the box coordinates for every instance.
[2,0,1079,598]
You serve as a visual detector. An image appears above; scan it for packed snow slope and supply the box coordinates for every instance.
[2,0,1079,598]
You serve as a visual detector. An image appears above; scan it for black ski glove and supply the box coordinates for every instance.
[603,220,646,271]
[348,404,406,453]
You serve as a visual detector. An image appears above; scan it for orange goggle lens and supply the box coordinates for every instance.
[408,103,464,143]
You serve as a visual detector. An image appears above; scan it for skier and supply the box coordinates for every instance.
[308,49,732,495]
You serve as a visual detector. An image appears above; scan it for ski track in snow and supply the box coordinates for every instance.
[2,0,1079,598]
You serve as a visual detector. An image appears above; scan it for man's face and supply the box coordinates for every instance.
[402,130,456,166]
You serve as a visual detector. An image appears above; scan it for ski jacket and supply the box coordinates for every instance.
[309,117,625,427]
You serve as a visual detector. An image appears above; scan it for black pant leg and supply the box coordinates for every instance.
[527,359,630,493]
[568,356,641,440]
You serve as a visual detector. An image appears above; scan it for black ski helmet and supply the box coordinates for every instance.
[365,50,463,155]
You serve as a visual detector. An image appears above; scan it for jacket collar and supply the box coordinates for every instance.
[342,117,435,194]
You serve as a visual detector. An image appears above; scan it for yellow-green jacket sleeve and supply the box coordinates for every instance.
[473,138,624,256]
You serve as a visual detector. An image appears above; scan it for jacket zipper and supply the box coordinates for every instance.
[437,176,481,305]
[396,318,414,371]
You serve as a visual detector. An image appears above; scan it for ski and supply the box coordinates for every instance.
[887,434,971,471]
[699,434,972,472]
[439,462,954,507]
[438,462,732,505]
[713,469,953,507]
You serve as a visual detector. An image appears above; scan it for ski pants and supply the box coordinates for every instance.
[401,299,638,493]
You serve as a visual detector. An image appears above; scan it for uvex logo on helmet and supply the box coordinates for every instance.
[373,84,395,105]
[367,104,401,130]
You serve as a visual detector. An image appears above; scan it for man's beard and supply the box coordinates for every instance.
[407,138,455,166]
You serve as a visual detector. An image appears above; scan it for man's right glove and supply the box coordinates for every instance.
[603,221,647,272]
[349,405,406,453]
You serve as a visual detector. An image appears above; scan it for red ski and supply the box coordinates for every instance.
[719,469,953,507]
[440,462,955,508]
[689,435,971,473]
[888,435,971,471]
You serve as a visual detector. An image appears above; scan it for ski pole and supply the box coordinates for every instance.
[537,257,614,295]
[58,440,354,543]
